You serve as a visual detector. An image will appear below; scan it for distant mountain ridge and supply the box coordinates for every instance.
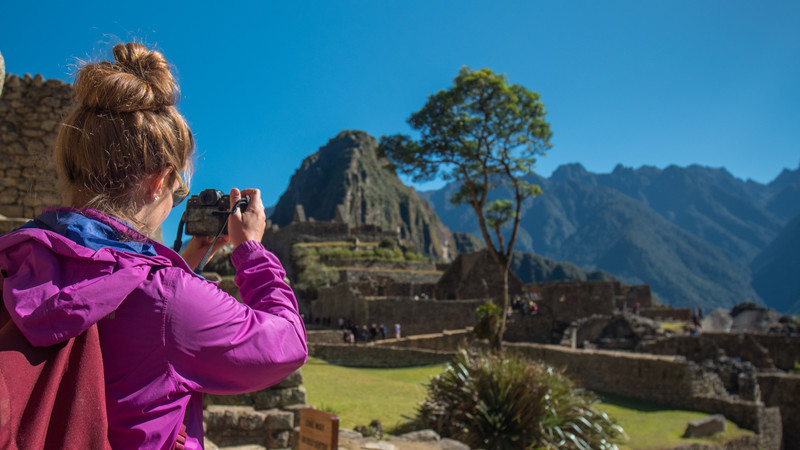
[422,162,800,311]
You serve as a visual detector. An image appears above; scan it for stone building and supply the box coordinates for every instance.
[434,250,524,301]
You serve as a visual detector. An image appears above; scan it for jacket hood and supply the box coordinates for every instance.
[0,209,174,347]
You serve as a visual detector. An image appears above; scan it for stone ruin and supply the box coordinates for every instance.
[0,72,73,224]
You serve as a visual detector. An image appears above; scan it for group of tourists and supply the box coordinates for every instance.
[338,319,402,343]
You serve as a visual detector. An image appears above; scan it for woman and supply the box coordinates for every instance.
[0,43,307,448]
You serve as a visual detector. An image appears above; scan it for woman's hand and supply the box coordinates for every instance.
[181,235,231,271]
[228,188,266,249]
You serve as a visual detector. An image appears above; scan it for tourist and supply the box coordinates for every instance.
[369,323,378,342]
[0,43,307,448]
[395,323,402,339]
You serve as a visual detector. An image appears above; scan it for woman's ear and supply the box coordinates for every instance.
[147,168,173,201]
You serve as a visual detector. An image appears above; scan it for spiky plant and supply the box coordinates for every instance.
[535,364,624,449]
[414,348,624,449]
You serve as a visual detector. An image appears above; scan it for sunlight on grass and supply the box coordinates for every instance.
[301,357,445,430]
[302,357,756,447]
[660,321,688,333]
[596,394,754,449]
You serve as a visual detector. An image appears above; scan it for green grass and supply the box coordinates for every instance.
[596,394,754,449]
[301,357,445,430]
[660,321,688,333]
[302,357,755,447]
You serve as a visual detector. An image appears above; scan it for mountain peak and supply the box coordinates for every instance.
[269,130,455,260]
[550,163,595,185]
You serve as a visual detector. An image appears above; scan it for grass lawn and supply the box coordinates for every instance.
[596,394,754,449]
[301,357,755,448]
[301,357,444,430]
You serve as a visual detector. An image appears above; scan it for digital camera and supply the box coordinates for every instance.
[183,189,248,236]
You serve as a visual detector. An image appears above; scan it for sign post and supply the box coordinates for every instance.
[298,408,339,450]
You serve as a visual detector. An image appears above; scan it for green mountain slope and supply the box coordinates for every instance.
[422,168,763,309]
[751,212,800,314]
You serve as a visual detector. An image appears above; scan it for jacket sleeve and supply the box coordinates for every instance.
[164,241,307,394]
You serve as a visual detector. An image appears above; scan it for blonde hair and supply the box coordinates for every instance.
[55,42,193,226]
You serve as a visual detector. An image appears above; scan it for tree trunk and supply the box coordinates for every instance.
[496,264,509,350]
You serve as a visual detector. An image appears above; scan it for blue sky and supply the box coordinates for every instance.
[2,1,799,242]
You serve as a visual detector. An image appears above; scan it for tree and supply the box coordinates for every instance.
[379,67,552,345]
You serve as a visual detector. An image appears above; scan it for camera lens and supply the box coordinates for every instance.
[199,189,223,206]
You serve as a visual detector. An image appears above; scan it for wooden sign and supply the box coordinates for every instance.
[299,408,339,450]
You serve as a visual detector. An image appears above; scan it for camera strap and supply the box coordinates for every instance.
[193,197,249,274]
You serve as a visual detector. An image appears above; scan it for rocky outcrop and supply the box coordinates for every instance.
[270,130,455,261]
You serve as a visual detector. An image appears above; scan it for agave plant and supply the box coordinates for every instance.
[414,348,624,449]
[536,364,624,449]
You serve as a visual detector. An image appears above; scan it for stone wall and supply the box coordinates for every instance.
[0,73,75,218]
[757,372,800,448]
[343,280,439,298]
[435,250,524,301]
[504,314,556,343]
[535,280,617,324]
[636,332,798,370]
[204,369,308,449]
[373,328,473,352]
[506,343,780,449]
[314,283,484,336]
[309,343,453,367]
[640,306,692,322]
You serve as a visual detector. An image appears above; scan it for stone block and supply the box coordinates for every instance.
[264,409,294,430]
[274,369,304,388]
[439,439,471,450]
[0,188,19,204]
[0,218,29,233]
[682,414,726,438]
[204,392,255,407]
[0,205,24,218]
[266,429,291,448]
[20,128,45,138]
[253,386,306,410]
[204,405,251,431]
[389,429,441,442]
[282,404,312,426]
[237,409,268,431]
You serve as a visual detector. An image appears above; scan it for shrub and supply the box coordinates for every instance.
[403,250,426,262]
[414,348,623,449]
[294,247,340,297]
[474,302,504,348]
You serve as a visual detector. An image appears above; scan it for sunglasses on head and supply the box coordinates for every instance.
[172,174,190,208]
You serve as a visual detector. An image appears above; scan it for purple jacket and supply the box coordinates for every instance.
[0,208,308,449]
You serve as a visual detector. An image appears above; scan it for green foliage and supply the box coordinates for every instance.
[414,349,623,449]
[474,302,504,348]
[403,250,426,262]
[379,238,399,249]
[378,66,550,256]
[485,199,516,230]
[536,364,624,449]
[293,247,340,297]
[292,241,429,287]
[791,361,800,375]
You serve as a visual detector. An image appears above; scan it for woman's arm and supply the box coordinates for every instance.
[164,242,307,394]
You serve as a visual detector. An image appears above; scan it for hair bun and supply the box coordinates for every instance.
[74,43,179,112]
